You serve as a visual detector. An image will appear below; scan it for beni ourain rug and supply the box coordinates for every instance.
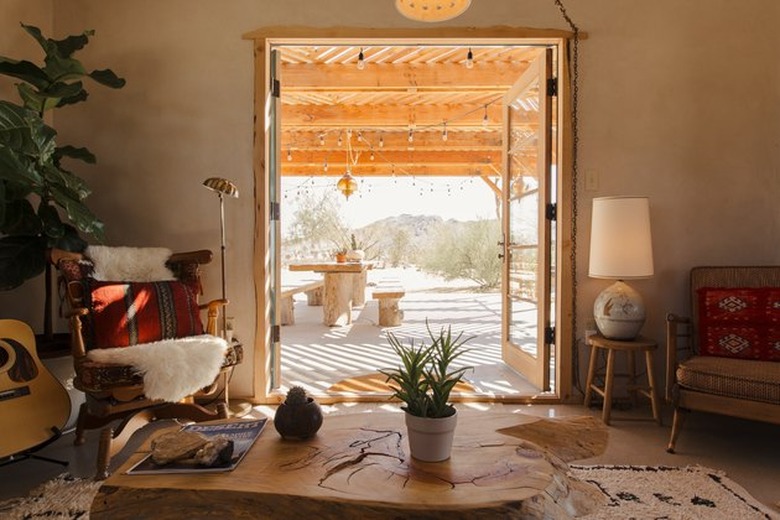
[2,465,777,520]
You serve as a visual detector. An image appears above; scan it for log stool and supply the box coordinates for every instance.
[372,287,405,327]
[583,333,661,426]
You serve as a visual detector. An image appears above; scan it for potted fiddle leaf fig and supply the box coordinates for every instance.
[379,322,472,462]
[0,23,125,339]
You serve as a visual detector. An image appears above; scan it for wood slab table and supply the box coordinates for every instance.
[91,411,607,519]
[289,262,373,326]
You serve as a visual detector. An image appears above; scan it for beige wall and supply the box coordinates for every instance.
[2,0,778,398]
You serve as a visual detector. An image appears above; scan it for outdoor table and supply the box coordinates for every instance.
[289,262,373,326]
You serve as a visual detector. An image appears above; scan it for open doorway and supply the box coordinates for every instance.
[247,28,574,404]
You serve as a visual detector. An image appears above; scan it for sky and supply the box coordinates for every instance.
[281,175,499,233]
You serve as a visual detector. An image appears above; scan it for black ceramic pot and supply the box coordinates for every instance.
[274,397,323,440]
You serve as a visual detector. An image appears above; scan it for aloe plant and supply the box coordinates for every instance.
[379,322,472,418]
[0,23,125,291]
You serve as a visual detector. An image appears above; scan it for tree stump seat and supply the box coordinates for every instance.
[372,286,405,327]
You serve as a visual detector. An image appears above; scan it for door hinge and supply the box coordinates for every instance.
[271,78,281,98]
[270,201,281,221]
[271,324,281,343]
[545,202,557,221]
[544,326,556,345]
[546,77,558,97]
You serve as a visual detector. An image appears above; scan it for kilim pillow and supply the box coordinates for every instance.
[698,287,780,361]
[86,280,203,349]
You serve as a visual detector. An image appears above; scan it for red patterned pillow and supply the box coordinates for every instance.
[86,280,203,349]
[698,288,780,361]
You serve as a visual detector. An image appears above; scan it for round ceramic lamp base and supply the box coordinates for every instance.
[593,280,646,340]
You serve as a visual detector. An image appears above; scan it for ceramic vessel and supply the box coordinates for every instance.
[274,397,323,440]
[346,249,365,262]
[404,409,458,462]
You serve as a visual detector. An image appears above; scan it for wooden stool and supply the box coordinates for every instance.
[583,333,661,426]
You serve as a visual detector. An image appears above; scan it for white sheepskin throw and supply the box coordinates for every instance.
[87,245,176,282]
[86,335,228,402]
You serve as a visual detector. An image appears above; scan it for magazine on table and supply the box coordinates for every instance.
[127,418,267,475]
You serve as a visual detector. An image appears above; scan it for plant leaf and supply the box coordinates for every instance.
[55,145,96,165]
[89,69,126,89]
[51,31,94,58]
[37,201,64,239]
[0,58,50,90]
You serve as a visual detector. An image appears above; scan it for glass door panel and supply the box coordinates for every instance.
[501,48,553,391]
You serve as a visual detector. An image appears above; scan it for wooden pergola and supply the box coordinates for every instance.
[278,45,545,182]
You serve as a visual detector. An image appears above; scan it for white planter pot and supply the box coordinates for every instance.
[404,409,458,462]
[346,249,365,262]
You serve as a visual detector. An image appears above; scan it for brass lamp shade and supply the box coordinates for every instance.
[337,172,358,199]
[395,0,471,22]
[203,177,239,198]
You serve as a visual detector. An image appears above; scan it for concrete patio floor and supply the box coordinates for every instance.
[279,266,553,399]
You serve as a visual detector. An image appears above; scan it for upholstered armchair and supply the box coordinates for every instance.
[52,246,243,478]
[666,266,780,453]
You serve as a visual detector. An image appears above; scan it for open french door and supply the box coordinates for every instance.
[269,48,283,390]
[500,48,555,392]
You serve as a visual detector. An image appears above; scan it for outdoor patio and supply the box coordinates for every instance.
[280,266,551,398]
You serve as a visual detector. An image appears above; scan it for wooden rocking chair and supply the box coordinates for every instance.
[52,247,243,478]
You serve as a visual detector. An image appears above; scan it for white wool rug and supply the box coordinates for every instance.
[87,335,227,402]
[570,464,779,519]
[86,245,175,282]
[1,466,776,519]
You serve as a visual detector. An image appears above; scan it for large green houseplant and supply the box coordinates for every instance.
[379,322,472,462]
[0,23,124,337]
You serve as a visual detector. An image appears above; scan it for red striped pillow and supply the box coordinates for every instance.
[86,280,203,348]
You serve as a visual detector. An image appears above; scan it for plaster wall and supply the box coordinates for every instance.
[1,0,778,398]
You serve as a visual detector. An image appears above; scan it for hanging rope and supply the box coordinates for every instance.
[553,0,583,394]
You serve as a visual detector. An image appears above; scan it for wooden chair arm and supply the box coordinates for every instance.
[67,307,90,359]
[202,298,229,336]
[665,313,691,402]
[168,250,213,266]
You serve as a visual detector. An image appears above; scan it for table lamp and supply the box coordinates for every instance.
[588,196,654,340]
[203,177,239,338]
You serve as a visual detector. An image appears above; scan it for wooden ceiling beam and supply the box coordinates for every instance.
[284,149,502,164]
[281,130,503,150]
[281,163,505,177]
[280,62,532,90]
[280,103,537,128]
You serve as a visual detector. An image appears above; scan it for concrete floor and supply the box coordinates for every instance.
[1,401,779,515]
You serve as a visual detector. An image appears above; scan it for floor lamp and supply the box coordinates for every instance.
[203,177,239,338]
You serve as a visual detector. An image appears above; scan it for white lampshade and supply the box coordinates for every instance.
[589,196,654,340]
[589,197,654,279]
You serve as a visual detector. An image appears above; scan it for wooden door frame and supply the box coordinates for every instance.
[243,26,576,404]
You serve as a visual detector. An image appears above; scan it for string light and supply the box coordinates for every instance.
[442,122,448,141]
[319,134,325,146]
[370,151,375,161]
[408,128,414,143]
[379,134,384,148]
[323,160,328,172]
[287,149,292,161]
[337,133,343,147]
[357,48,365,70]
[465,47,474,69]
[482,105,489,127]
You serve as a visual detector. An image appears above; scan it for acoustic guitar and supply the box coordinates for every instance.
[0,319,70,459]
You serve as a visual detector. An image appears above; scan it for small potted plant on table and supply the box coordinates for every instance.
[380,323,472,462]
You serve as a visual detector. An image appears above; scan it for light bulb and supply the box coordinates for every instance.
[324,161,328,172]
[287,149,292,161]
[408,129,414,143]
[465,48,474,69]
[370,151,375,161]
[442,123,448,142]
[319,134,325,146]
[357,48,365,70]
[482,105,489,127]
[379,135,384,148]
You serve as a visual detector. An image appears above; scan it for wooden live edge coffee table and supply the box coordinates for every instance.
[91,411,608,519]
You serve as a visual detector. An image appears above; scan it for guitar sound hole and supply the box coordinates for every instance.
[0,345,9,371]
